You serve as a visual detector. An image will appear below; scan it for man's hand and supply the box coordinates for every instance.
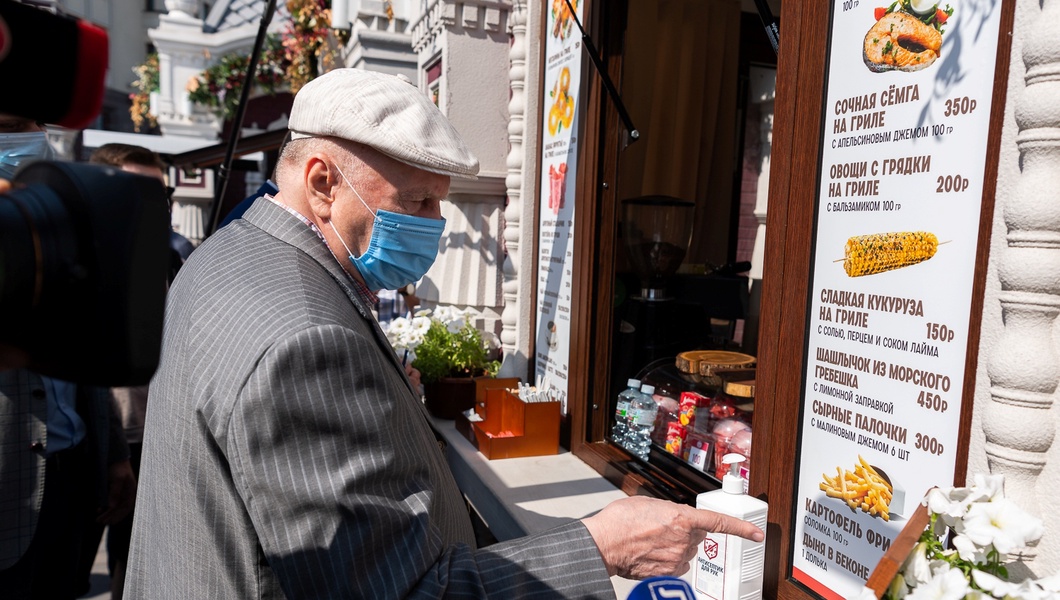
[582,496,764,580]
[405,363,422,390]
[97,458,137,525]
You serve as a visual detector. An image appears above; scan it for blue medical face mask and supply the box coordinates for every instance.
[328,165,446,291]
[0,131,52,180]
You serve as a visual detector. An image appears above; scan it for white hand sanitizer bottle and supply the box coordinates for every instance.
[693,453,768,600]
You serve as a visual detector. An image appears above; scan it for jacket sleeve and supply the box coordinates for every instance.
[225,324,615,600]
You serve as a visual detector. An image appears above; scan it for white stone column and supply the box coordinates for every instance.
[500,0,527,376]
[984,0,1060,558]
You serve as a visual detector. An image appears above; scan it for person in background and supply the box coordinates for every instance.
[88,143,193,276]
[0,118,137,599]
[376,283,420,324]
[217,178,279,230]
[125,70,763,599]
[70,143,179,599]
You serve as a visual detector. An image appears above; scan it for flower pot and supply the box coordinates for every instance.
[423,377,477,419]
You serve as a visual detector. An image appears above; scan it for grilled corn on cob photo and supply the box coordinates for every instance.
[842,231,938,277]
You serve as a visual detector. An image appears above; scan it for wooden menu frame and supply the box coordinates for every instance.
[754,0,1017,598]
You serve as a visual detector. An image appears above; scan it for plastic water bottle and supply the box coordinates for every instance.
[611,378,641,448]
[627,384,658,460]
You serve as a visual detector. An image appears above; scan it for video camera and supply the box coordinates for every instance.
[0,0,170,386]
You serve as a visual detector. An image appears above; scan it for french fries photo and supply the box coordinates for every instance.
[819,455,893,520]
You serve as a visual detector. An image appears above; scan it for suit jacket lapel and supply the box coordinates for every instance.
[241,199,418,397]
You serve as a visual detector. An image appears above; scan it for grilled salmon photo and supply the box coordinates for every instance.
[863,11,943,72]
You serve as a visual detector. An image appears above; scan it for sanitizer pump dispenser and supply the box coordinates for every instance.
[692,453,768,600]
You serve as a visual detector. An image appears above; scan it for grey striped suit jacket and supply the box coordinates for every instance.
[125,199,614,599]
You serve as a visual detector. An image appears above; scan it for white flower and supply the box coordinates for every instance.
[414,308,432,318]
[970,473,1005,503]
[896,475,1055,600]
[925,487,969,528]
[446,317,466,333]
[903,542,934,587]
[432,305,457,323]
[1005,578,1056,600]
[952,532,990,564]
[854,586,879,600]
[906,565,970,600]
[386,318,412,346]
[887,572,910,599]
[971,569,1018,597]
[1036,573,1060,592]
[960,498,1043,557]
[411,316,432,333]
[400,329,425,349]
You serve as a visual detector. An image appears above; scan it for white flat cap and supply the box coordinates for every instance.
[288,69,479,179]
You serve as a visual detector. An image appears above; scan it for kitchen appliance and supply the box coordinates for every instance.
[622,196,695,300]
[618,196,700,368]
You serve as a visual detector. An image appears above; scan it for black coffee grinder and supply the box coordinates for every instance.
[619,196,701,368]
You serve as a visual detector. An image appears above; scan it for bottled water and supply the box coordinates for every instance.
[627,384,658,461]
[611,378,641,448]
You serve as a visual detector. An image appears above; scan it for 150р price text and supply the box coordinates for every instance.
[925,322,955,342]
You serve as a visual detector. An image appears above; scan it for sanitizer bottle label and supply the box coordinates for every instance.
[694,534,727,600]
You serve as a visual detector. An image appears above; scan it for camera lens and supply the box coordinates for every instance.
[0,180,81,348]
[0,161,170,386]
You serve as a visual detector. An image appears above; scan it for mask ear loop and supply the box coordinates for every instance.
[328,219,359,261]
[334,164,376,218]
[328,163,376,261]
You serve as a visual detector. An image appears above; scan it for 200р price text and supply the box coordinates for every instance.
[936,174,970,193]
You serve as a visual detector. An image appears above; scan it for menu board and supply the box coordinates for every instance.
[790,1,1003,597]
[534,0,584,414]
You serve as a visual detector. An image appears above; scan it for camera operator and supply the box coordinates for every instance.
[0,114,51,178]
[0,114,137,600]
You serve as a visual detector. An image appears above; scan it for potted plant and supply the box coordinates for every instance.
[858,474,1058,600]
[385,307,501,419]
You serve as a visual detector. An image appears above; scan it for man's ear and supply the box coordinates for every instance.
[304,155,339,220]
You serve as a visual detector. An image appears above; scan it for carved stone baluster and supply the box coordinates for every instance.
[500,0,527,375]
[984,0,1060,536]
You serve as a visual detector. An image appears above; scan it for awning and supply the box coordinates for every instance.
[168,129,287,169]
[82,129,218,155]
[81,128,272,168]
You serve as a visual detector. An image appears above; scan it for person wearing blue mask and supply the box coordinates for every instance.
[0,114,137,599]
[126,70,762,600]
[0,114,52,179]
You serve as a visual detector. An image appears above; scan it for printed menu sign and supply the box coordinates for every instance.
[534,0,584,414]
[790,1,1003,597]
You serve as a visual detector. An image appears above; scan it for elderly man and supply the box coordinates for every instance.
[125,69,761,599]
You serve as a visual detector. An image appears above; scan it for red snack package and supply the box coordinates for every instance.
[665,421,687,457]
[678,391,707,428]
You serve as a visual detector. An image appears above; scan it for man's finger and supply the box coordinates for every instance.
[689,508,764,542]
